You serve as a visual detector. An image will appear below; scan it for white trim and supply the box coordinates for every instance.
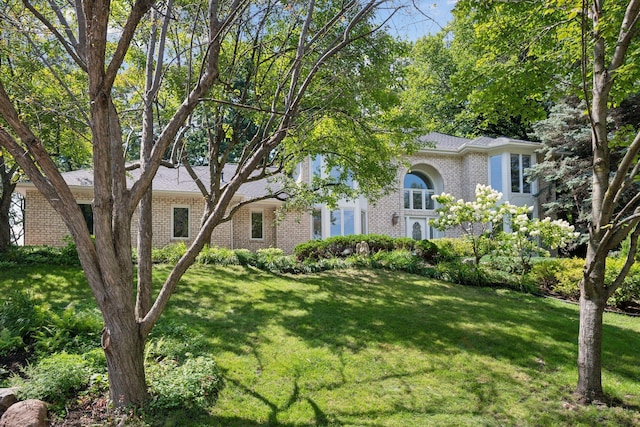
[250,209,264,241]
[171,205,190,239]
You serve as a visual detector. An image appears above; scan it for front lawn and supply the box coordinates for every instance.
[1,264,640,426]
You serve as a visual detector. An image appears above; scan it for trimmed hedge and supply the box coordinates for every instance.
[293,234,437,262]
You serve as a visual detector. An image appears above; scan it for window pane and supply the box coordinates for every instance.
[510,154,520,193]
[404,190,410,209]
[426,191,434,209]
[78,203,94,234]
[312,209,322,240]
[173,207,189,238]
[412,191,423,210]
[361,211,367,235]
[330,210,341,236]
[404,173,431,189]
[251,211,263,239]
[343,209,354,236]
[490,155,502,192]
[522,155,531,193]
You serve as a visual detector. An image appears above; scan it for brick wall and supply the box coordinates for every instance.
[276,210,312,254]
[367,151,490,240]
[23,189,81,246]
[232,205,277,252]
[21,150,495,250]
[461,152,488,201]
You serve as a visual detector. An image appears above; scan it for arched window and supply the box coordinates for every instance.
[403,172,435,210]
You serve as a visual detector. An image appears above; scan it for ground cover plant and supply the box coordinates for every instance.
[1,261,639,426]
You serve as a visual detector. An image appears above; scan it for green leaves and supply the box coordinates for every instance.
[430,184,579,271]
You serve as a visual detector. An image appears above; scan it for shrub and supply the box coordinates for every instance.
[415,239,438,262]
[527,258,583,300]
[528,258,564,293]
[435,260,489,287]
[255,248,301,273]
[0,244,81,267]
[197,245,239,266]
[0,289,43,339]
[294,234,437,262]
[0,328,23,357]
[605,258,640,309]
[81,348,107,371]
[432,238,474,262]
[304,257,354,273]
[34,305,102,356]
[392,237,415,250]
[371,249,423,274]
[10,352,92,405]
[146,356,224,411]
[152,242,187,263]
[234,248,257,266]
[551,258,584,300]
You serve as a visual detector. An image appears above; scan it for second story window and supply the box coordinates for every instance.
[403,172,435,210]
[310,155,354,188]
[510,154,531,194]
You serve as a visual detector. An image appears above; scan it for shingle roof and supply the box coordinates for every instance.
[418,132,471,149]
[418,132,539,152]
[57,164,277,200]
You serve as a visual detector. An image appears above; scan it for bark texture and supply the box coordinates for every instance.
[576,0,640,403]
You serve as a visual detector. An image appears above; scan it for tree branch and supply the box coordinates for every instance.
[21,0,87,70]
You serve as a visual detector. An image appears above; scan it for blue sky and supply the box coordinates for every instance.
[381,0,456,41]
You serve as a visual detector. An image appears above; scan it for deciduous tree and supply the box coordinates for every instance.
[453,0,640,404]
[0,0,417,406]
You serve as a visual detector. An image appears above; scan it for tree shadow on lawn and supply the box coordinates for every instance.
[0,264,93,309]
[161,267,640,424]
[187,267,582,367]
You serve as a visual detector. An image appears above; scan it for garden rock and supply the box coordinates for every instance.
[0,399,48,427]
[0,388,18,417]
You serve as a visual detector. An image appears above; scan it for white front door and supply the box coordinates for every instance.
[406,217,427,240]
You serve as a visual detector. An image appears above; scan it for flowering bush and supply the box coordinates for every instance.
[430,184,579,272]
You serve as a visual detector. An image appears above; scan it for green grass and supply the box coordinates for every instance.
[1,264,640,426]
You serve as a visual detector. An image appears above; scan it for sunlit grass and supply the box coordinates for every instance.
[1,264,639,426]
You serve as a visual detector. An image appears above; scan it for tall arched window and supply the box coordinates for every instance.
[404,172,435,210]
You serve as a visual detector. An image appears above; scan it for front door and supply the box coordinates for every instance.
[406,217,427,240]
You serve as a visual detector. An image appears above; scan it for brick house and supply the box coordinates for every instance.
[16,132,539,253]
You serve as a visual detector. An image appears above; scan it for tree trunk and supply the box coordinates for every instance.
[102,317,148,405]
[136,189,153,318]
[576,287,606,403]
[0,164,16,252]
[100,277,148,406]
